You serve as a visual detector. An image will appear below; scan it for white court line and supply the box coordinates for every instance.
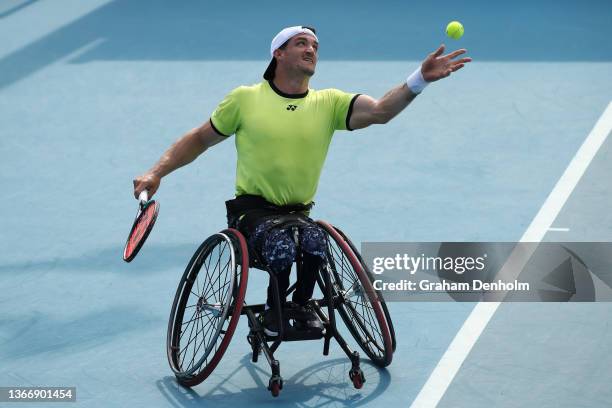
[410,101,612,408]
[548,227,570,232]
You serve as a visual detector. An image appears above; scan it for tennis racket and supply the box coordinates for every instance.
[123,190,160,262]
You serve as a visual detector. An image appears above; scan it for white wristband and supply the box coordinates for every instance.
[406,66,429,94]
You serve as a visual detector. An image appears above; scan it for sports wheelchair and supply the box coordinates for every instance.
[166,220,396,397]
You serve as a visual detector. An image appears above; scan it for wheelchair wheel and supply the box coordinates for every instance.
[332,226,397,353]
[316,221,393,367]
[167,228,249,387]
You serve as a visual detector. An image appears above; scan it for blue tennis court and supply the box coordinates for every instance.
[1,1,611,406]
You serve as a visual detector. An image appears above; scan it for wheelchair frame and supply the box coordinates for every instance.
[166,220,395,397]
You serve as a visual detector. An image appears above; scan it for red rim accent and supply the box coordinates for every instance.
[179,229,249,386]
[316,220,393,367]
[333,226,397,353]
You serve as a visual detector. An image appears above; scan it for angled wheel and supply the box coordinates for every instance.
[316,221,393,367]
[167,228,249,387]
[268,375,283,397]
[333,226,396,353]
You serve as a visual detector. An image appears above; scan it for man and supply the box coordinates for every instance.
[133,26,471,336]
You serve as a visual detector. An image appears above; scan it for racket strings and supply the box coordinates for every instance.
[125,203,158,259]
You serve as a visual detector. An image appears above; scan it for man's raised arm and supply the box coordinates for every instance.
[349,45,471,130]
[132,120,228,198]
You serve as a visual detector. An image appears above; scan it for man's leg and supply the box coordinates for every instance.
[249,222,298,336]
[267,265,291,309]
[292,251,323,305]
[293,224,327,305]
[247,219,297,306]
[260,226,297,308]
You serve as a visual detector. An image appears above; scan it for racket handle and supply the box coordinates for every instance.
[138,190,149,204]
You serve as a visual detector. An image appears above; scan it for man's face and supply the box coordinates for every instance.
[276,34,319,77]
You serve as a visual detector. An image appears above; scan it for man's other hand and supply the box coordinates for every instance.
[421,44,472,82]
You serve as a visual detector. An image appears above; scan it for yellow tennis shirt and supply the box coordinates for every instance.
[210,80,358,206]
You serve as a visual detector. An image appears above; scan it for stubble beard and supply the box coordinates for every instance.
[299,63,315,77]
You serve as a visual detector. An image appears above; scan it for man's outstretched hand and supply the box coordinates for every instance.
[421,45,472,82]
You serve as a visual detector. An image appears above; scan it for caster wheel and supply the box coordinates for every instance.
[270,381,280,397]
[349,368,365,389]
[268,375,283,397]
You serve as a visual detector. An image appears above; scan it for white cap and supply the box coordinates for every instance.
[269,26,318,57]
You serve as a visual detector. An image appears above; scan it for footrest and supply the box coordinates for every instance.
[281,325,325,341]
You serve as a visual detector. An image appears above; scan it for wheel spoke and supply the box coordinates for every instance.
[180,309,200,368]
[179,301,200,342]
[180,311,217,368]
[202,243,229,302]
[189,312,218,369]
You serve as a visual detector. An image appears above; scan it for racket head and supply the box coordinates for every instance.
[123,200,160,262]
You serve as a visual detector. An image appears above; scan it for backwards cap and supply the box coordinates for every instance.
[269,26,318,57]
[263,26,318,80]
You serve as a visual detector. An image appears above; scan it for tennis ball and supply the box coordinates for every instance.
[446,21,464,40]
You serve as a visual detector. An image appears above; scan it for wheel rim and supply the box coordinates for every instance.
[168,233,239,377]
[324,240,387,358]
[333,226,397,353]
[316,221,392,366]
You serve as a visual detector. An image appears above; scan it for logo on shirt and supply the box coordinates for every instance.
[286,104,298,111]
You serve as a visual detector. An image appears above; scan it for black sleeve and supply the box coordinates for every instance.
[345,94,361,131]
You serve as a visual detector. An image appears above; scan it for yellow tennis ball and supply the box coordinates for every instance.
[446,21,464,40]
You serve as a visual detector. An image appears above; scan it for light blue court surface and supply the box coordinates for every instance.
[1,1,612,407]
